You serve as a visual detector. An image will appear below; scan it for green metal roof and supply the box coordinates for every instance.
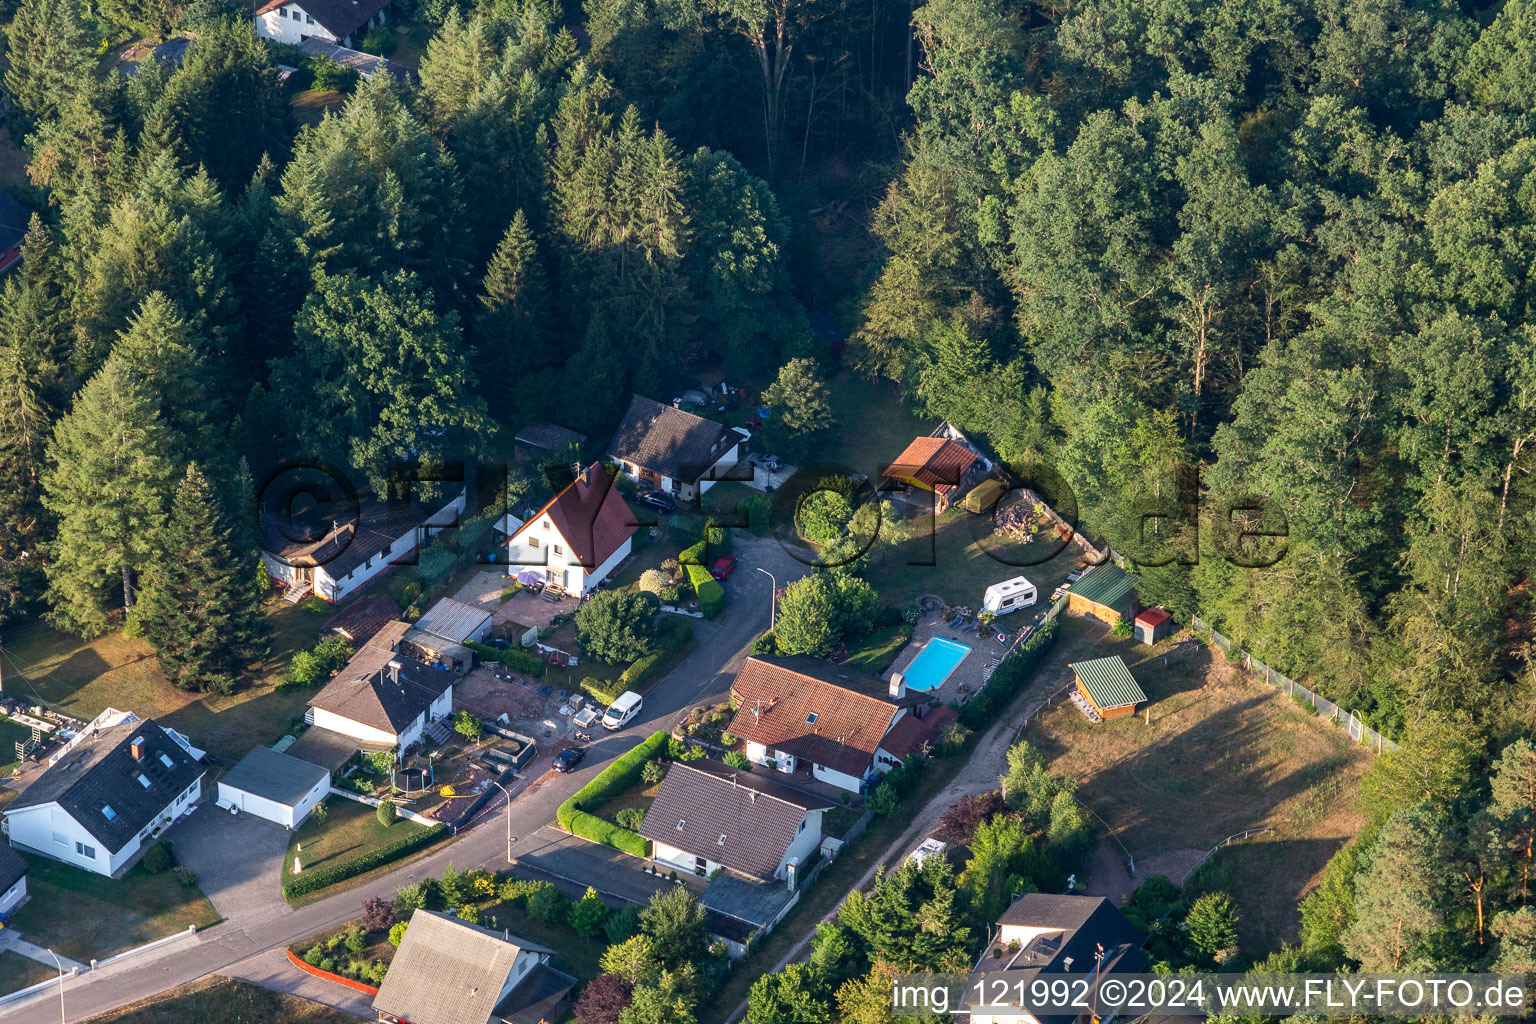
[1071,656,1147,710]
[1069,562,1136,610]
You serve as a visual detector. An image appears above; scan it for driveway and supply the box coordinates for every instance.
[172,801,292,929]
[511,827,685,906]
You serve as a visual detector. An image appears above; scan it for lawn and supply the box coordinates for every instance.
[1,596,334,762]
[0,716,37,773]
[841,623,911,675]
[0,951,54,995]
[822,374,930,476]
[1023,630,1369,955]
[289,89,347,125]
[8,853,220,963]
[284,797,430,904]
[90,975,357,1024]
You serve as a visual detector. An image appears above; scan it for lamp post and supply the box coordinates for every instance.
[44,948,64,1024]
[755,568,777,630]
[487,775,518,864]
[1092,942,1105,1024]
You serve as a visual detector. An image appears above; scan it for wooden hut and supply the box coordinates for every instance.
[1071,656,1147,720]
[1065,562,1139,626]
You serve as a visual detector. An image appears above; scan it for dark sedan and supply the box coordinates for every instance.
[633,490,679,513]
[552,747,586,773]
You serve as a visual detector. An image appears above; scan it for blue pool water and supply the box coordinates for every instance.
[902,636,973,691]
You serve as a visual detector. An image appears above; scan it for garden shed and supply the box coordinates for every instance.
[1134,607,1173,645]
[1065,562,1138,625]
[1071,656,1148,720]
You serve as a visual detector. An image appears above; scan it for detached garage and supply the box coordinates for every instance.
[217,746,331,829]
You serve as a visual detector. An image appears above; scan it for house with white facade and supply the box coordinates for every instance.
[505,463,637,597]
[726,656,952,793]
[307,646,454,755]
[216,746,331,829]
[254,0,390,48]
[607,395,746,502]
[0,846,27,913]
[261,483,465,605]
[3,715,204,877]
[639,760,831,883]
[967,893,1146,1024]
[374,909,576,1024]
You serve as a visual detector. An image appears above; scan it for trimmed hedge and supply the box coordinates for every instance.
[466,641,546,677]
[557,731,672,830]
[568,809,650,857]
[685,563,724,618]
[282,824,450,900]
[680,539,707,566]
[958,617,1061,727]
[580,678,622,707]
[620,618,695,689]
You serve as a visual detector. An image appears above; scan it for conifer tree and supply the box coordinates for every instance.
[477,210,553,383]
[4,0,95,130]
[114,292,222,466]
[137,463,268,693]
[42,353,176,635]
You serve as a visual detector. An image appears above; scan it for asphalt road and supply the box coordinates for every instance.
[0,535,809,1024]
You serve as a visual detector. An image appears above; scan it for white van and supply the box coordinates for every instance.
[601,691,644,731]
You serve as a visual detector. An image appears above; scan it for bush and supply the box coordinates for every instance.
[320,957,337,973]
[345,929,367,952]
[367,960,389,984]
[358,24,396,55]
[617,617,694,691]
[175,866,198,888]
[308,55,358,93]
[376,798,398,827]
[683,561,725,617]
[466,641,546,676]
[575,589,660,663]
[142,841,172,875]
[604,904,640,943]
[284,826,450,900]
[738,493,772,534]
[361,895,394,933]
[568,810,650,857]
[452,709,483,742]
[749,631,777,655]
[303,945,325,966]
[289,635,354,687]
[869,785,901,815]
[527,883,568,924]
[394,882,430,916]
[638,569,667,594]
[615,807,647,830]
[642,761,665,785]
[722,751,752,770]
[959,617,1060,727]
[679,539,707,566]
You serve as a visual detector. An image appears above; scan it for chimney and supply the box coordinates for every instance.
[1063,957,1074,970]
[388,660,403,685]
[130,736,145,761]
[889,673,907,700]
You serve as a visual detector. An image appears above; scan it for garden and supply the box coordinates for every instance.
[282,798,448,904]
[557,731,715,856]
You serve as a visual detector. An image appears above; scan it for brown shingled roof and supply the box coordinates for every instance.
[726,656,911,779]
[883,436,978,494]
[877,704,958,760]
[607,395,737,483]
[508,463,636,569]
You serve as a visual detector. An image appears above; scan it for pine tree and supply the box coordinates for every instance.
[3,0,96,129]
[137,464,268,693]
[42,353,177,635]
[1341,805,1451,970]
[476,210,553,381]
[114,292,223,466]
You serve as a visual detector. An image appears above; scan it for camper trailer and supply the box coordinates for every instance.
[983,576,1038,616]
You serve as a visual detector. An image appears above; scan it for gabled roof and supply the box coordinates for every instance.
[508,463,636,569]
[1071,656,1147,711]
[373,909,557,1024]
[883,436,978,494]
[255,0,390,41]
[297,38,416,80]
[515,422,587,452]
[220,746,329,806]
[414,598,492,644]
[1135,607,1172,627]
[326,593,403,643]
[987,894,1147,1022]
[260,483,461,582]
[726,656,913,778]
[1068,562,1136,611]
[7,719,203,854]
[877,705,959,760]
[309,650,453,736]
[607,395,737,483]
[639,760,832,880]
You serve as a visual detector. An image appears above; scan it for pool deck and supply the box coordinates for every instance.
[884,611,1019,704]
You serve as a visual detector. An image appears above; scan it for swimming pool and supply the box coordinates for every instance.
[901,636,973,691]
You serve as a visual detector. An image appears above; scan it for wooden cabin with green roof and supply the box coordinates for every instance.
[1071,656,1147,720]
[1066,561,1139,625]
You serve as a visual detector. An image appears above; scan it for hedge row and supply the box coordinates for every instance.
[958,617,1061,727]
[466,641,546,677]
[557,731,671,831]
[282,824,450,900]
[568,809,650,857]
[685,563,725,618]
[620,617,695,690]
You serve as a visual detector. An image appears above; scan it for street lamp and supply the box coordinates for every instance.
[487,775,518,864]
[44,947,64,1024]
[755,567,777,630]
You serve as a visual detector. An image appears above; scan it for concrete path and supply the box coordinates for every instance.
[224,947,372,1019]
[0,933,85,973]
[0,534,811,1024]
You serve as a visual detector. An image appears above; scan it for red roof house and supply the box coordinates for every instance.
[505,464,637,597]
[882,436,985,512]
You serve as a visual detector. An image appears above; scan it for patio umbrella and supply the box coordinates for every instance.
[516,570,542,586]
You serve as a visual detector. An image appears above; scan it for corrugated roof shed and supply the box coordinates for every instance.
[1068,562,1136,610]
[1071,656,1147,711]
[414,597,492,644]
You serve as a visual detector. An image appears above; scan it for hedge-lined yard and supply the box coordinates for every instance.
[959,616,1060,727]
[557,731,673,855]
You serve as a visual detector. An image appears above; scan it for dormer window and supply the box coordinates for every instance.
[101,804,117,821]
[159,753,175,769]
[136,774,151,788]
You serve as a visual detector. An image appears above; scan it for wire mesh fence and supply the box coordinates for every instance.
[1190,615,1398,753]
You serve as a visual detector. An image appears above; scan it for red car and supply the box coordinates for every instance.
[710,556,738,581]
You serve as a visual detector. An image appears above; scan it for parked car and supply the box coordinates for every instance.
[552,747,586,773]
[710,555,738,581]
[633,490,678,513]
[602,691,644,730]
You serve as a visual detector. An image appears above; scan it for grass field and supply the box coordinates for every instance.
[9,853,220,963]
[842,623,911,674]
[1,597,334,762]
[286,798,427,883]
[1024,629,1368,955]
[89,975,357,1024]
[823,375,930,476]
[0,951,54,995]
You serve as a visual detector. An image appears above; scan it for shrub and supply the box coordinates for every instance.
[466,641,546,676]
[142,841,172,875]
[684,562,725,617]
[359,24,396,55]
[175,867,198,888]
[1111,617,1133,637]
[604,904,640,943]
[557,732,671,829]
[452,709,483,742]
[641,761,665,786]
[568,810,650,857]
[284,826,450,900]
[527,883,568,923]
[638,569,667,594]
[394,882,430,916]
[388,921,409,947]
[575,589,660,663]
[367,960,389,984]
[456,904,479,923]
[722,751,752,770]
[376,798,398,827]
[617,618,694,691]
[568,886,610,936]
[319,957,337,973]
[721,731,739,746]
[303,945,325,966]
[679,539,707,566]
[869,785,901,815]
[679,744,706,761]
[345,929,367,952]
[959,617,1060,727]
[615,807,647,830]
[738,493,772,534]
[361,896,394,933]
[749,631,777,655]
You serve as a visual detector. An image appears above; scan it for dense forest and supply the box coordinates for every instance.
[2,0,1536,1004]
